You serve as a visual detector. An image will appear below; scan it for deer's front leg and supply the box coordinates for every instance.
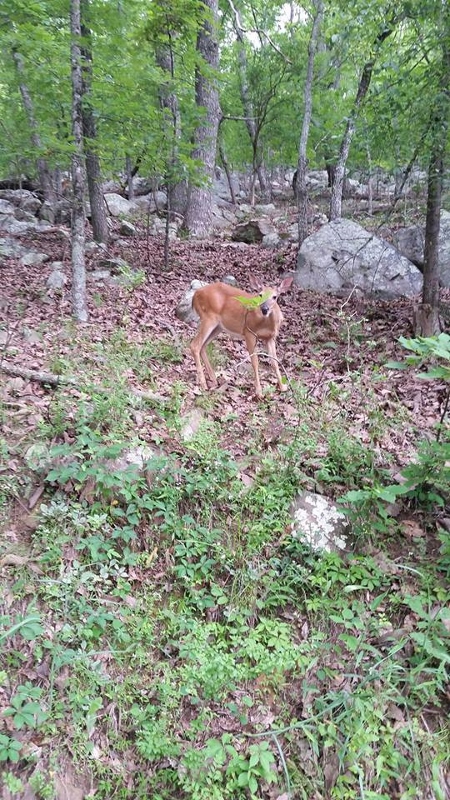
[267,338,287,392]
[245,331,262,399]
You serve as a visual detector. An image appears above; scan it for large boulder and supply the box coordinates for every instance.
[392,209,450,288]
[296,218,422,298]
[0,237,50,266]
[104,192,135,217]
[392,224,424,267]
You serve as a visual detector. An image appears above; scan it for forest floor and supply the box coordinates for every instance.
[0,214,449,799]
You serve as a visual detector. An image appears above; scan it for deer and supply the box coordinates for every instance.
[185,276,293,399]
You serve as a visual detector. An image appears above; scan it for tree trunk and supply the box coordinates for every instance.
[218,141,236,205]
[416,8,450,336]
[329,26,394,221]
[126,155,134,200]
[229,0,267,194]
[156,42,188,217]
[12,50,57,204]
[184,0,221,238]
[296,0,323,245]
[70,0,88,323]
[80,0,109,244]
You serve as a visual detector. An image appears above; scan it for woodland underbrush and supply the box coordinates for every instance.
[1,263,449,800]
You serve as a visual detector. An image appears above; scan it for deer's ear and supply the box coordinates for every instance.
[249,275,264,293]
[278,276,293,294]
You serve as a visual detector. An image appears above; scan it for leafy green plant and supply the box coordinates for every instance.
[315,429,380,489]
[179,735,277,800]
[0,610,43,643]
[0,735,22,764]
[29,770,56,799]
[387,333,450,433]
[228,740,277,796]
[339,483,399,534]
[4,683,48,730]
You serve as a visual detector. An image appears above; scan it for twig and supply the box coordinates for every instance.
[0,363,77,386]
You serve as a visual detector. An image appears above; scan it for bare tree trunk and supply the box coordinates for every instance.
[218,141,236,205]
[126,155,134,200]
[80,0,109,244]
[296,0,323,245]
[228,0,267,194]
[70,0,88,323]
[329,26,394,221]
[390,125,430,212]
[12,50,57,204]
[416,8,450,336]
[156,41,188,217]
[366,143,373,216]
[184,0,221,238]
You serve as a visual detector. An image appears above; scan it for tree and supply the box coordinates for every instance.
[80,0,109,244]
[228,0,268,198]
[70,0,88,323]
[156,36,189,217]
[415,1,450,336]
[296,0,324,245]
[12,48,57,203]
[329,18,395,220]
[184,0,221,237]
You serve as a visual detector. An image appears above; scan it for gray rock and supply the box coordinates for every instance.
[119,220,136,236]
[133,194,157,213]
[290,491,350,553]
[439,210,450,287]
[1,218,38,234]
[0,238,28,260]
[21,252,50,267]
[14,208,37,223]
[296,218,422,298]
[175,280,208,322]
[254,203,277,215]
[180,409,204,441]
[46,270,67,290]
[262,232,281,248]
[0,199,16,215]
[392,209,450,288]
[38,201,55,223]
[85,241,107,255]
[90,269,113,282]
[104,192,134,217]
[237,203,253,216]
[392,225,424,267]
[232,219,276,244]
[211,207,233,230]
[22,195,42,214]
[98,257,129,274]
[0,189,35,205]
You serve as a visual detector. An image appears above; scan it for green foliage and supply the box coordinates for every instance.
[387,333,450,381]
[236,290,271,309]
[0,735,22,764]
[3,683,48,731]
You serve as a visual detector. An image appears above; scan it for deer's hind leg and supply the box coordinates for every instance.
[190,320,220,389]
